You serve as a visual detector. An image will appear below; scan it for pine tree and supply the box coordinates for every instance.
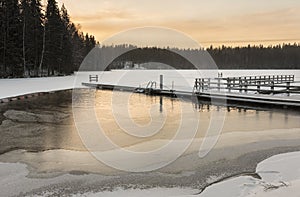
[29,0,44,76]
[60,4,73,74]
[70,23,85,71]
[0,0,98,78]
[0,0,5,76]
[20,0,44,76]
[4,0,22,77]
[84,33,96,56]
[44,0,63,75]
[20,0,30,76]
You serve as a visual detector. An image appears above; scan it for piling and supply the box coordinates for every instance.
[160,75,163,90]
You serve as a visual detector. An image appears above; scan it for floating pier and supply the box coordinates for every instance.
[193,75,298,95]
[82,82,177,97]
[83,74,300,108]
[193,75,300,107]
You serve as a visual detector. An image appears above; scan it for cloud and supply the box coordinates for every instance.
[66,2,300,47]
[72,9,137,23]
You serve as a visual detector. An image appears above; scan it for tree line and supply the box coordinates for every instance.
[207,44,300,69]
[106,43,300,70]
[0,0,96,78]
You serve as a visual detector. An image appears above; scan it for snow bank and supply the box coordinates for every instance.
[0,76,76,99]
[72,187,198,197]
[199,151,300,197]
[1,69,299,100]
[0,70,208,99]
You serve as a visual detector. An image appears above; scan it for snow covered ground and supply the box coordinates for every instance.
[0,76,76,99]
[1,151,300,196]
[198,151,300,197]
[0,69,299,99]
[71,151,300,196]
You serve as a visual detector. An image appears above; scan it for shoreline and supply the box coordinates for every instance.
[0,73,299,196]
[1,143,300,196]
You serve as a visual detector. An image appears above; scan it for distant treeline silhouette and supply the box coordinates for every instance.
[208,44,300,69]
[0,0,96,78]
[105,43,300,70]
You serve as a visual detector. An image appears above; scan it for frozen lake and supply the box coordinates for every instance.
[0,69,299,196]
[0,87,300,196]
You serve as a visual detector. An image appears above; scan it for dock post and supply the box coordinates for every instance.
[239,77,242,93]
[195,79,198,91]
[217,78,221,92]
[232,77,236,88]
[160,75,163,90]
[257,81,261,93]
[202,79,205,92]
[199,79,202,92]
[270,81,274,95]
[287,82,290,96]
[227,78,231,92]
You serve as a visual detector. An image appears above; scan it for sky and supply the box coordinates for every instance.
[56,0,300,48]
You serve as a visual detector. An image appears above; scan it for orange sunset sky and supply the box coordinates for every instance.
[55,0,300,48]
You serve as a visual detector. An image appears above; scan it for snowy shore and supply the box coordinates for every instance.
[0,69,300,196]
[0,76,76,99]
[1,69,299,99]
[1,151,300,196]
[199,151,300,197]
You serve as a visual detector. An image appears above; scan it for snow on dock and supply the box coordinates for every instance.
[193,75,300,107]
[83,73,300,108]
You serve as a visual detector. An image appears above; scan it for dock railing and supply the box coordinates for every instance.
[89,75,98,82]
[194,75,299,96]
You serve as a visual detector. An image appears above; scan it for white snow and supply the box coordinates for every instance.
[198,151,300,197]
[0,76,76,99]
[2,150,300,197]
[0,161,109,197]
[1,69,299,99]
[72,187,199,197]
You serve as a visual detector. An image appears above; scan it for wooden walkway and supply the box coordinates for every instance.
[82,82,178,97]
[193,74,300,108]
[83,74,300,108]
[193,75,300,95]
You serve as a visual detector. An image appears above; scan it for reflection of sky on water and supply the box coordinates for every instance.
[91,89,300,152]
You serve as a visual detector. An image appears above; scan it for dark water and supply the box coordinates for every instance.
[0,89,300,155]
[1,89,300,196]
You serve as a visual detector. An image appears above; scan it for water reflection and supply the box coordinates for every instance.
[190,97,300,135]
[160,96,163,113]
[1,89,299,155]
[93,89,300,148]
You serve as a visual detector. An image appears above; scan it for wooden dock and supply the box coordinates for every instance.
[193,74,300,108]
[82,82,178,97]
[193,75,299,95]
[83,74,300,109]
